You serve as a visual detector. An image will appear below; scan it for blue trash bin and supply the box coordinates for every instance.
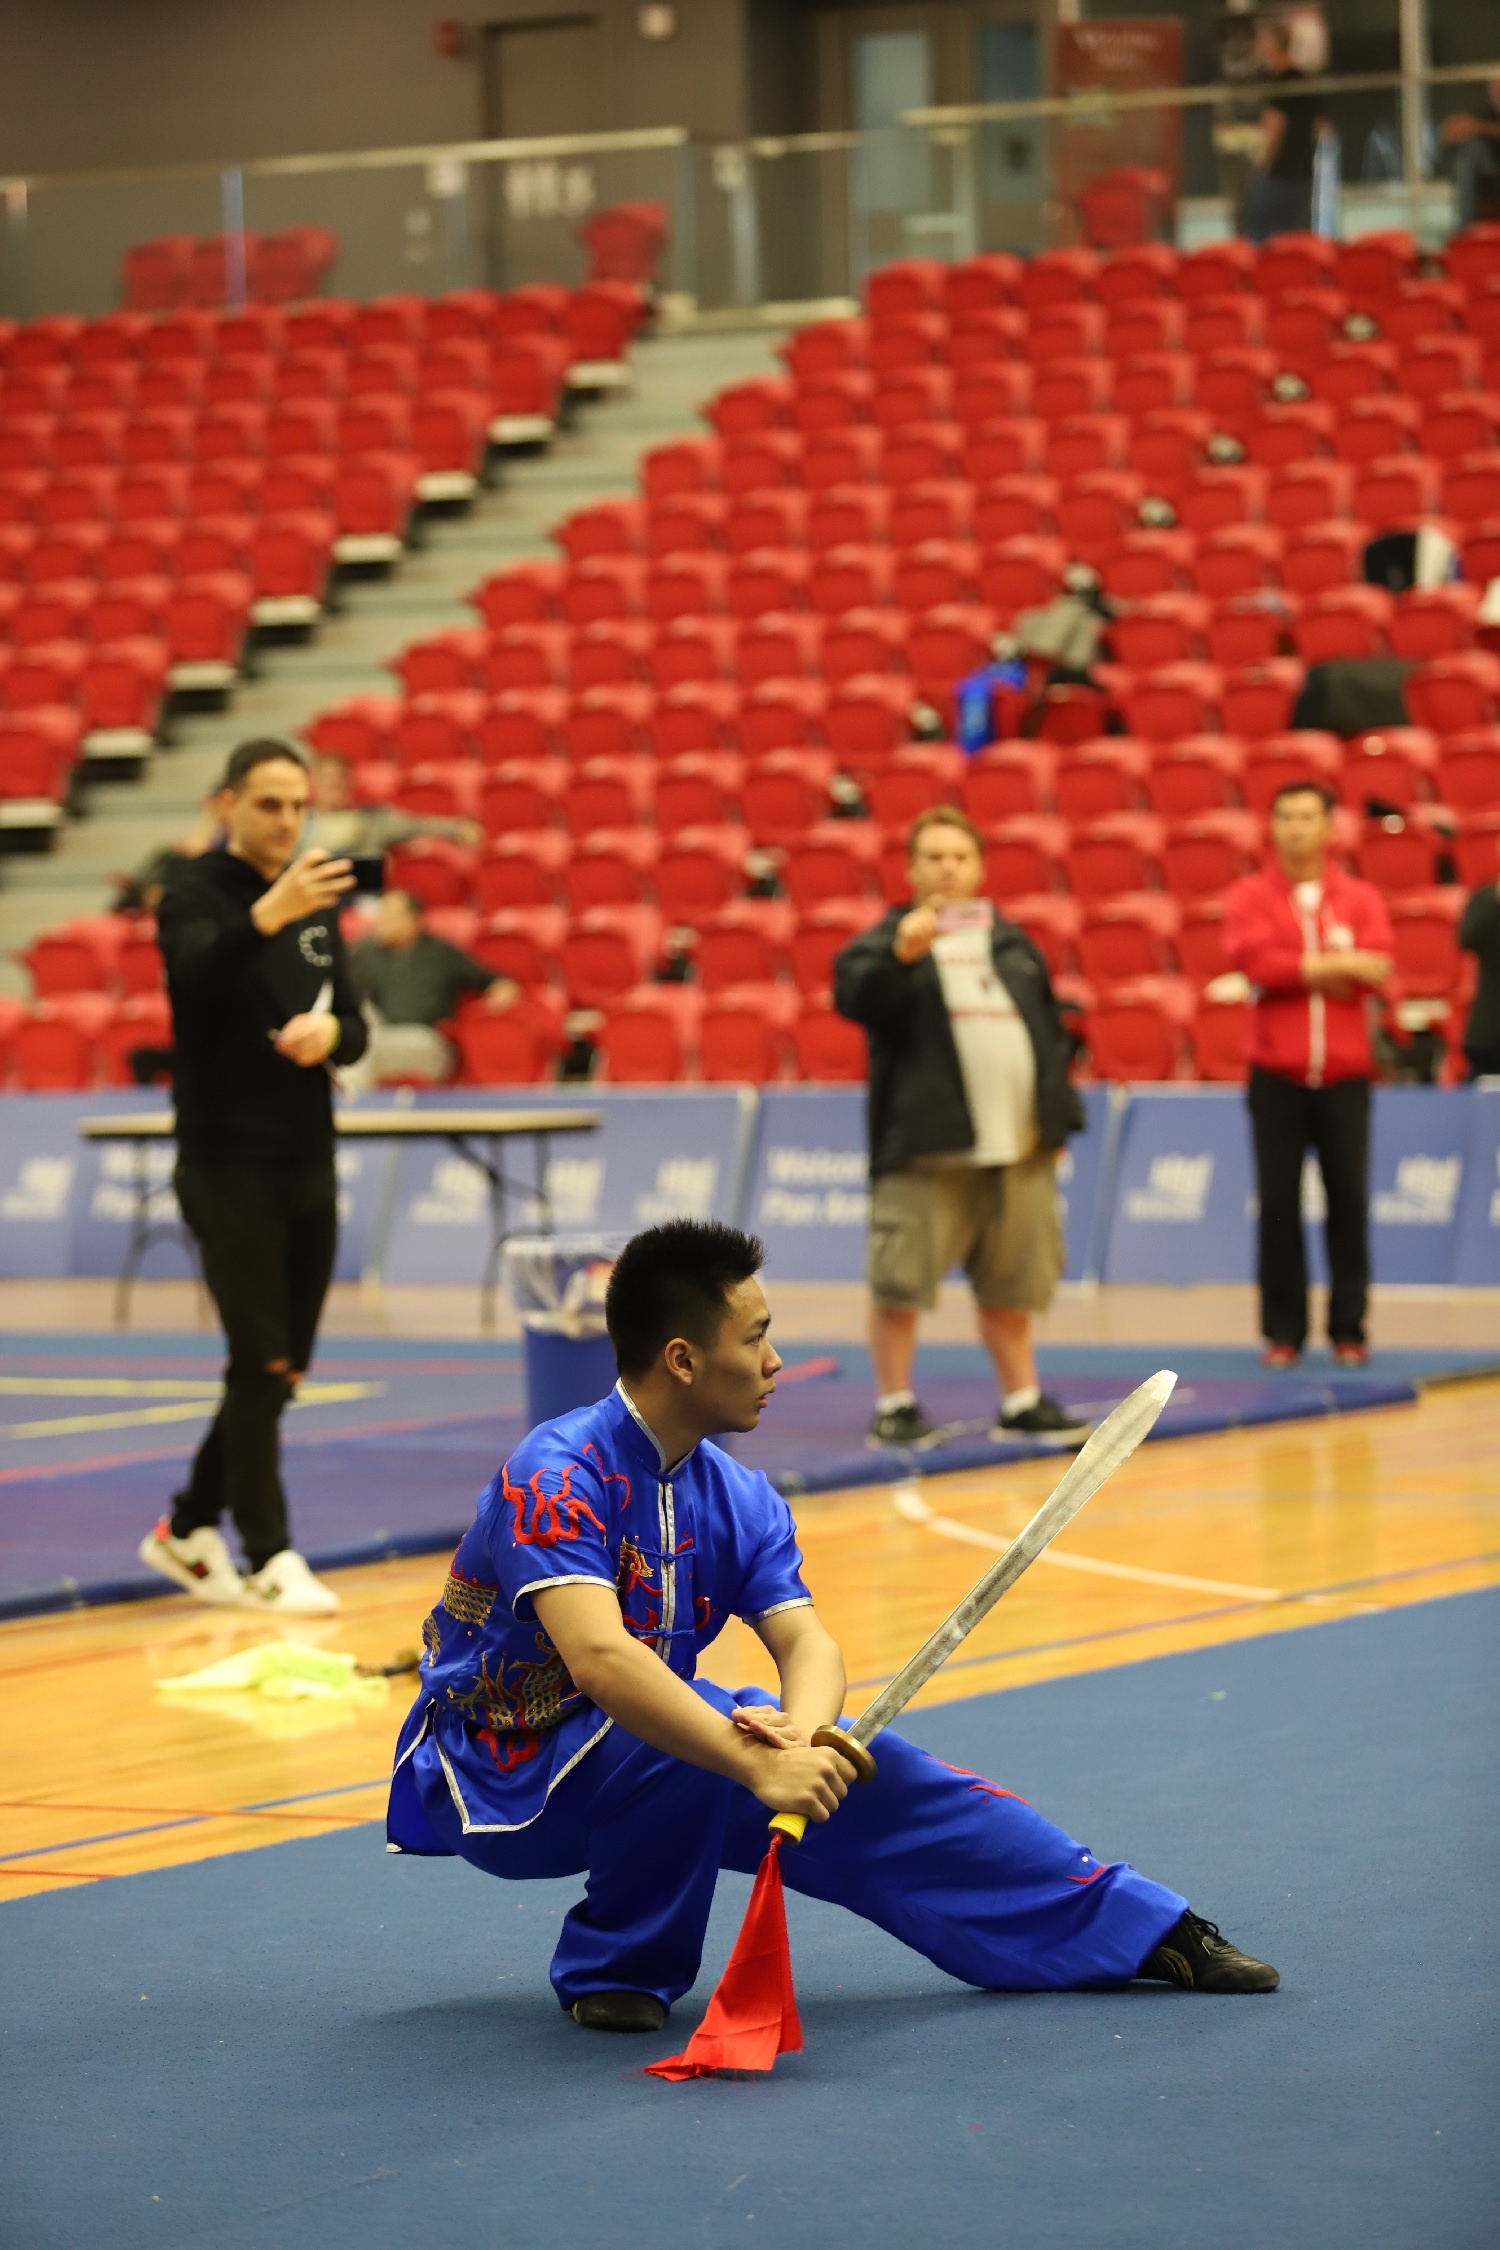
[506,1235,625,1430]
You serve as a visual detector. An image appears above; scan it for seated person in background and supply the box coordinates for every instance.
[114,793,227,915]
[344,888,518,1092]
[1441,74,1500,227]
[303,754,479,858]
[1459,840,1500,1080]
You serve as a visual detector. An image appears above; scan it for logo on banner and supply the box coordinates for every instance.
[1,1155,75,1222]
[411,1157,489,1227]
[634,1157,718,1224]
[90,1144,178,1224]
[1371,1155,1462,1227]
[1122,1153,1213,1224]
[758,1146,870,1228]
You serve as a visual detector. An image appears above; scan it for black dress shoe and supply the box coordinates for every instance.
[869,1400,937,1446]
[571,1990,667,2032]
[993,1393,1091,1442]
[1138,1911,1280,1993]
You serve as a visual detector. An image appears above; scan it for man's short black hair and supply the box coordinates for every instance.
[1270,779,1335,812]
[605,1220,765,1380]
[220,737,310,793]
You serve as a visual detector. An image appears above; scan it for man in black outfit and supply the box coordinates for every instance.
[1241,18,1325,243]
[139,738,366,1615]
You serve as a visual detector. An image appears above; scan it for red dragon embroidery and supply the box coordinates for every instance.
[501,1460,609,1549]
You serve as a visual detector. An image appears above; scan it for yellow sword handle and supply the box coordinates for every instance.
[768,1727,878,1847]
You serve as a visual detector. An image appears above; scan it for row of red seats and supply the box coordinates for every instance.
[124,229,338,311]
[0,283,644,386]
[358,800,1500,925]
[778,290,1500,382]
[307,643,1500,770]
[329,723,1500,838]
[0,993,171,1090]
[852,228,1500,321]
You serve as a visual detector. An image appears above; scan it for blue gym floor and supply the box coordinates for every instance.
[3,1334,1496,1617]
[2,1590,1494,2250]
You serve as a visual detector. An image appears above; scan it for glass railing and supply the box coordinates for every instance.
[1,63,1496,326]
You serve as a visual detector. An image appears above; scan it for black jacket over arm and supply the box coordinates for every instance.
[833,905,1084,1177]
[1459,881,1500,1062]
[158,850,368,1166]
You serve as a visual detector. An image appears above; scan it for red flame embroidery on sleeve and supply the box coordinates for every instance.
[501,1459,609,1549]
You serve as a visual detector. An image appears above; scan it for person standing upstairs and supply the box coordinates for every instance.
[1225,782,1392,1368]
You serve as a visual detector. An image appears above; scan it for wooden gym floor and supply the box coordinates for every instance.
[3,1378,1496,1905]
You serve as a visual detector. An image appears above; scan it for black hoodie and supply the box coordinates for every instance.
[157,849,367,1166]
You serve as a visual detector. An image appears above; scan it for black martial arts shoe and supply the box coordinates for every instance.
[869,1400,938,1446]
[1138,1912,1280,1994]
[993,1394,1090,1443]
[571,1991,667,2033]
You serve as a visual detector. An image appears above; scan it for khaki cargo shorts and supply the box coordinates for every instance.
[868,1149,1064,1314]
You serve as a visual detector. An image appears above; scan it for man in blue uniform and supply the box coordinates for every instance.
[388,1221,1278,2031]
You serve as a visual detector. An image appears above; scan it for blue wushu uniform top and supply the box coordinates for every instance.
[387,1383,812,1848]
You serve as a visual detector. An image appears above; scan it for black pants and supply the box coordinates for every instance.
[1247,1069,1371,1350]
[170,1160,339,1571]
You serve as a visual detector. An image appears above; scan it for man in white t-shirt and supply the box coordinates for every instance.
[834,809,1090,1448]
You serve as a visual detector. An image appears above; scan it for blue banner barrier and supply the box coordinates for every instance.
[1367,1086,1472,1286]
[1101,1087,1255,1284]
[0,1092,108,1279]
[1453,1083,1500,1286]
[742,1082,1116,1286]
[379,1087,755,1287]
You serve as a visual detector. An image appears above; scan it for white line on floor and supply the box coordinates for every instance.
[890,1482,1282,1603]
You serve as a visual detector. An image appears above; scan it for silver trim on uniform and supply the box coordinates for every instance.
[511,1570,616,1619]
[746,1597,815,1621]
[437,1715,616,1834]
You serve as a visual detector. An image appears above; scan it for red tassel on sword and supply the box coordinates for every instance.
[644,1833,803,2080]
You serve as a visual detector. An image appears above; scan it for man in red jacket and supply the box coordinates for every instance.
[1224,782,1393,1366]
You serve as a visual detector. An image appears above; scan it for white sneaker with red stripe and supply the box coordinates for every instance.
[239,1549,341,1615]
[137,1519,246,1606]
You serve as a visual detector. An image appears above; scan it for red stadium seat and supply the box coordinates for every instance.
[1144,734,1247,819]
[1162,810,1261,900]
[1077,893,1181,982]
[960,746,1056,825]
[1054,738,1151,820]
[982,815,1068,899]
[1222,660,1304,742]
[1099,529,1197,600]
[962,416,1047,482]
[13,1006,101,1090]
[1354,807,1451,893]
[823,609,909,688]
[1283,520,1369,597]
[782,823,883,910]
[598,989,703,1083]
[946,255,1024,316]
[1084,976,1194,1080]
[1065,812,1165,899]
[1404,653,1500,736]
[473,832,569,911]
[656,826,751,920]
[468,562,566,630]
[1443,452,1500,526]
[1005,892,1081,976]
[694,910,790,993]
[1387,889,1465,996]
[655,753,745,835]
[1178,898,1231,983]
[808,544,893,617]
[791,1002,867,1082]
[809,484,891,551]
[386,836,477,908]
[1190,998,1250,1082]
[738,678,826,759]
[1121,661,1223,741]
[561,905,665,1006]
[562,827,659,911]
[451,1010,556,1087]
[700,986,797,1083]
[1292,585,1394,664]
[1435,729,1500,810]
[789,900,883,995]
[1266,459,1356,533]
[1454,812,1500,889]
[1340,726,1438,810]
[1207,591,1300,669]
[1192,524,1284,602]
[473,907,568,987]
[739,613,826,687]
[742,754,836,848]
[652,678,744,759]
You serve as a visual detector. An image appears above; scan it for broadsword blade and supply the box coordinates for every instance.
[846,1369,1177,1751]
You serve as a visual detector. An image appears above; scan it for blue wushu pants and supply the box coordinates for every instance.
[408,1683,1187,2013]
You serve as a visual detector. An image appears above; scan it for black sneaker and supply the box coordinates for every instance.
[1138,1911,1280,1994]
[993,1394,1091,1443]
[869,1400,938,1447]
[571,1991,667,2032]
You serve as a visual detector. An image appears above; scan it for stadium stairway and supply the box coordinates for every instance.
[0,323,787,1000]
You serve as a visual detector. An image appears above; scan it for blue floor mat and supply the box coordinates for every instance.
[3,1591,1495,2250]
[1,1336,1490,1617]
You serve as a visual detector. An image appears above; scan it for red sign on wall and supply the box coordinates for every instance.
[1051,18,1185,241]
